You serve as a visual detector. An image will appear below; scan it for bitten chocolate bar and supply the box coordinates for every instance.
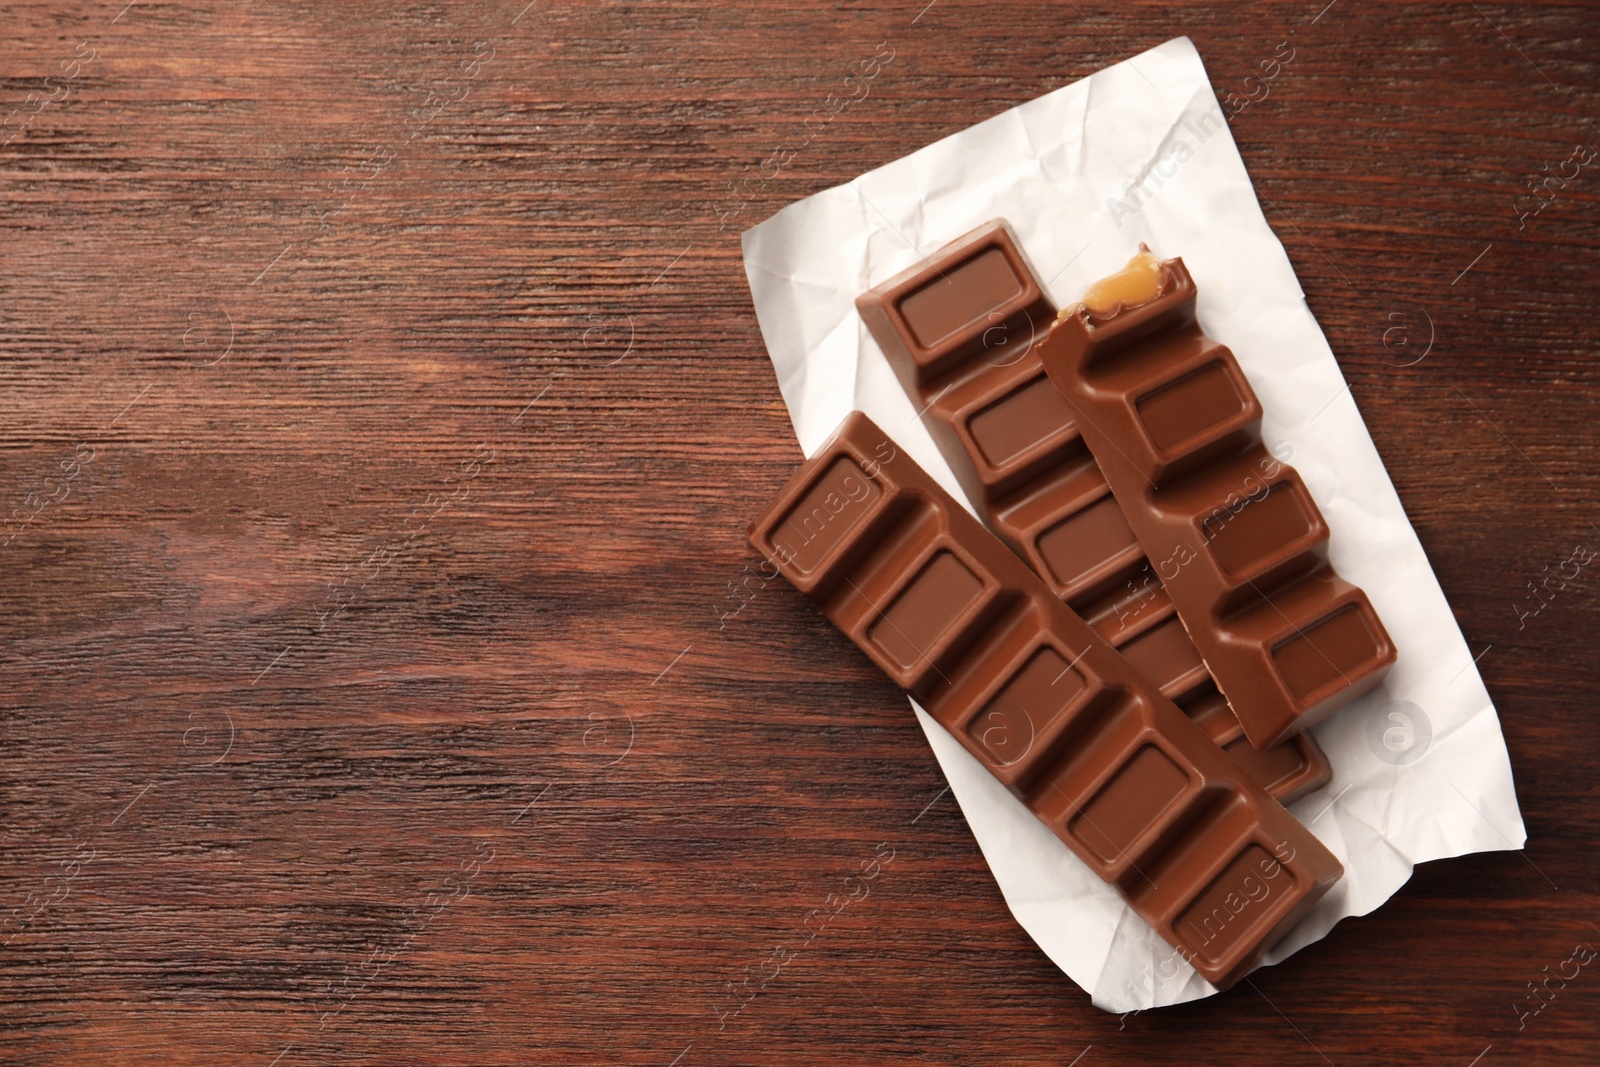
[750,411,1342,989]
[856,220,1328,796]
[1038,252,1396,747]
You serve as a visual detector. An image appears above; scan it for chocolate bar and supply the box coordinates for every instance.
[857,220,1328,796]
[750,411,1342,989]
[1037,251,1396,747]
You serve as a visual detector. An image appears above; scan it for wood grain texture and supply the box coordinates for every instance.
[2,1,1596,1063]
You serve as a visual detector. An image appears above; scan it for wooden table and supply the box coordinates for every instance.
[3,2,1596,1063]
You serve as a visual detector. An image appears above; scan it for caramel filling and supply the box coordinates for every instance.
[1081,250,1163,315]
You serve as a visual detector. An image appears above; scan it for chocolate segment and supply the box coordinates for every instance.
[1038,254,1396,747]
[750,411,1343,989]
[857,221,1328,796]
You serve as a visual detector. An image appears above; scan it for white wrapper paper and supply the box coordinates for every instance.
[740,36,1523,1012]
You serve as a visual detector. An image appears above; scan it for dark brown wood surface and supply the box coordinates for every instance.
[2,1,1596,1063]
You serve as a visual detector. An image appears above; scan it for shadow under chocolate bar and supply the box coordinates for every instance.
[1038,254,1396,748]
[749,411,1342,990]
[856,220,1328,798]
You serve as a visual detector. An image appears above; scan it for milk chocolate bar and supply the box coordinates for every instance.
[856,221,1328,796]
[750,411,1342,988]
[1038,252,1396,747]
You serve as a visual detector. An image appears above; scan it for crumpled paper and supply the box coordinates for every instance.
[740,36,1523,1013]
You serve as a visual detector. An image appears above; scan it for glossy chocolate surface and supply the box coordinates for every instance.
[1038,256,1396,747]
[750,411,1343,989]
[857,221,1329,790]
